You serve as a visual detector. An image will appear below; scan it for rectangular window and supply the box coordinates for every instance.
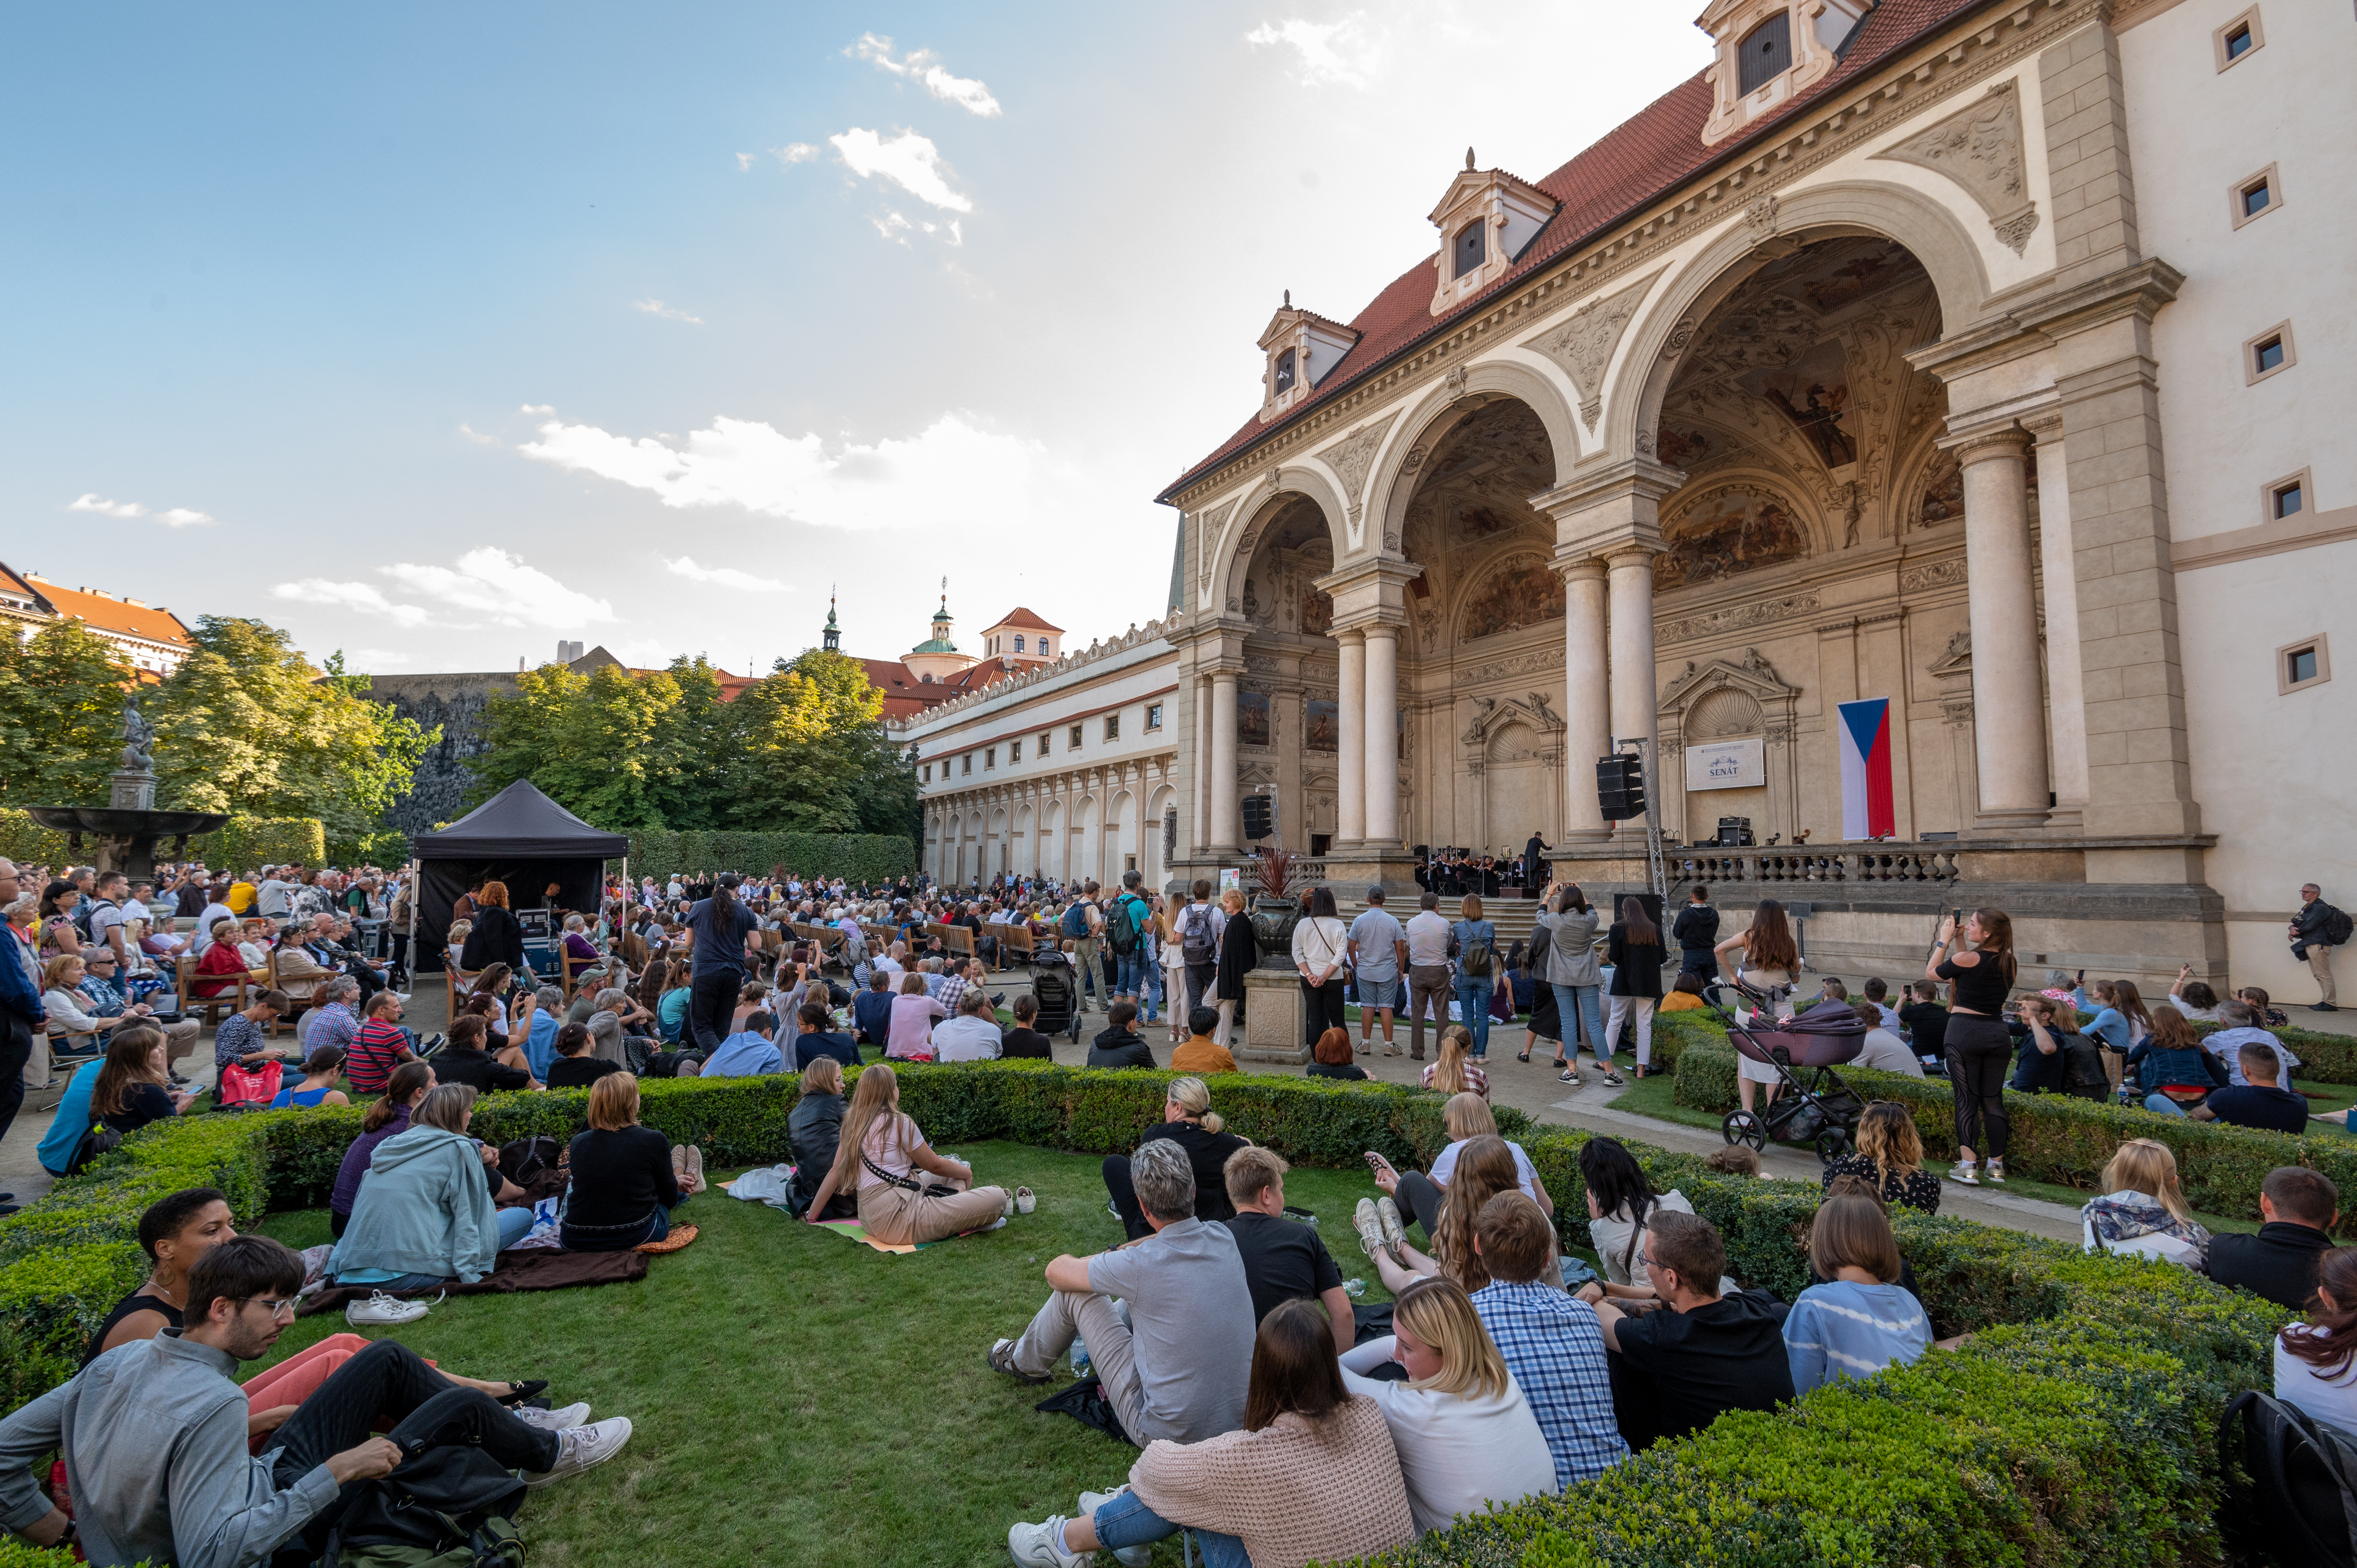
[2246,321,2296,385]
[2225,21,2253,57]
[1014,634,1026,652]
[1010,739,1022,762]
[2272,479,2304,519]
[921,764,931,783]
[1145,702,1164,731]
[2215,9,2263,70]
[1737,11,1792,94]
[2232,165,2282,229]
[2279,633,2330,695]
[1104,713,1120,741]
[962,754,973,776]
[1039,731,1053,754]
[984,747,996,770]
[2289,647,2318,684]
[1070,723,1084,749]
[2255,336,2285,374]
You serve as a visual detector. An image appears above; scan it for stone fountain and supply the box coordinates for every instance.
[24,694,227,879]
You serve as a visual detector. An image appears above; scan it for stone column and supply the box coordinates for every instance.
[1954,426,2050,830]
[1335,629,1366,845]
[2029,414,2090,828]
[1192,671,1214,855]
[1605,549,1660,824]
[1556,557,1611,843]
[1362,625,1401,846]
[1208,670,1241,853]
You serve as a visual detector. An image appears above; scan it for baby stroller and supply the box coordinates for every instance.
[1031,958,1081,1042]
[1713,980,1870,1162]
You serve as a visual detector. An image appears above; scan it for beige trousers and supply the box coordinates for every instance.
[2310,946,2339,1006]
[856,1175,1007,1246]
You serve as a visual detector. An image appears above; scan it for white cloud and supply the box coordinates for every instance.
[270,548,616,632]
[849,33,1002,117]
[520,403,554,414]
[68,492,215,525]
[633,298,705,325]
[664,556,788,592]
[1245,14,1383,87]
[735,151,753,171]
[773,143,820,165]
[271,578,436,628]
[829,128,971,213]
[457,422,498,445]
[518,410,1055,533]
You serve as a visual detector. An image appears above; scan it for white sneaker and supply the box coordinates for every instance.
[523,1416,633,1487]
[1949,1159,1980,1186]
[512,1401,590,1431]
[345,1290,435,1327]
[1076,1490,1146,1567]
[1006,1516,1091,1567]
[1985,1157,2007,1185]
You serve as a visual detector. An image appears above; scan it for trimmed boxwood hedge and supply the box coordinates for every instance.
[1672,1038,2357,1232]
[622,827,914,885]
[0,1060,2292,1568]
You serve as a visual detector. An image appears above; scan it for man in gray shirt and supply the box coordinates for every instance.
[0,1236,624,1567]
[988,1139,1255,1445]
[1348,886,1409,1056]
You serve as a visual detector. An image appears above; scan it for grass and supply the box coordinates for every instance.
[255,1142,1396,1568]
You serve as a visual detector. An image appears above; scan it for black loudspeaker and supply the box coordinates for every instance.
[1715,816,1753,847]
[1241,795,1274,841]
[1596,754,1646,821]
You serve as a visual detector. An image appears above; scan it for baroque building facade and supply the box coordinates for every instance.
[910,0,2353,1003]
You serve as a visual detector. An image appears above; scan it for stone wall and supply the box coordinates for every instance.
[365,670,517,835]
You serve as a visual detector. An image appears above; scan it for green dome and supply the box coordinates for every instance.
[909,637,959,654]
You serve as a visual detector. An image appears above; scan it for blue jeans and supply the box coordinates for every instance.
[1455,977,1494,1057]
[1551,983,1606,1057]
[1116,953,1146,997]
[2143,1092,2189,1117]
[1092,1488,1248,1568]
[1142,962,1165,1023]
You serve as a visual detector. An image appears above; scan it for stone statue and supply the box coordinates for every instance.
[118,694,156,774]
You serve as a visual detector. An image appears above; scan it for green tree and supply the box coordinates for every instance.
[150,617,437,839]
[0,621,135,804]
[474,661,683,829]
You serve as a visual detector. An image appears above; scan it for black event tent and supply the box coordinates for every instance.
[410,780,630,972]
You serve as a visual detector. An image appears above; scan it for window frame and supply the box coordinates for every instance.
[1103,713,1120,742]
[1039,730,1053,755]
[1069,723,1084,750]
[1452,222,1485,280]
[2262,466,2313,523]
[1273,347,1297,395]
[1009,738,1022,762]
[1014,634,1026,653]
[2278,632,2330,696]
[2244,321,2296,386]
[984,747,996,770]
[1145,702,1164,732]
[2229,163,2282,230]
[2213,7,2263,72]
[1737,9,1794,96]
[921,763,931,783]
[961,754,973,776]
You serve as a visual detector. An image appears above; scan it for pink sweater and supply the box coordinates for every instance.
[1129,1396,1417,1568]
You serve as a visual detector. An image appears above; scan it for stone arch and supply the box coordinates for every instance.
[1144,784,1175,888]
[988,805,1009,878]
[1449,549,1568,646]
[1204,465,1351,622]
[1039,798,1064,882]
[1109,788,1137,882]
[1013,802,1034,875]
[1368,363,1580,566]
[1071,793,1097,887]
[1616,180,1996,462]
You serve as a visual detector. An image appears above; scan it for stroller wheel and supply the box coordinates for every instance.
[1721,1110,1768,1152]
[1816,1127,1853,1165]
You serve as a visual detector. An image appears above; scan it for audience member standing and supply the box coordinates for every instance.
[1348,887,1408,1057]
[684,875,759,1054]
[1926,907,2016,1186]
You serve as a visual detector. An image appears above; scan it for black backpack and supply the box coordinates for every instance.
[2058,1031,2110,1095]
[316,1439,528,1568]
[2326,905,2356,947]
[2219,1390,2357,1567]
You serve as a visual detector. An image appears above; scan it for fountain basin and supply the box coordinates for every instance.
[24,806,231,879]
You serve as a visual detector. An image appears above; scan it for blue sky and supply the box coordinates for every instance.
[0,2,1710,676]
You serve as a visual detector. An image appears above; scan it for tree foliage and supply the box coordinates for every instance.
[471,649,917,838]
[0,621,136,805]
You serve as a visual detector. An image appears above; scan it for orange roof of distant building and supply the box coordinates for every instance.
[983,606,1064,635]
[858,655,1019,719]
[21,575,195,649]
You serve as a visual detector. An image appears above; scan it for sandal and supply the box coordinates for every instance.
[496,1380,551,1407]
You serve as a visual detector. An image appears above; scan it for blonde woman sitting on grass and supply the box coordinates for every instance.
[800,1062,1014,1245]
[2080,1137,2211,1269]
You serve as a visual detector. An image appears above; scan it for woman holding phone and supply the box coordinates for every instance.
[1927,907,2018,1186]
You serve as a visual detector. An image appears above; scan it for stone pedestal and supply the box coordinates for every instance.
[1237,968,1308,1064]
[110,772,156,811]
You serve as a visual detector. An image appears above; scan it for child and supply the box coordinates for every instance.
[1861,977,1902,1031]
[1661,972,1708,1013]
[1818,978,1850,1003]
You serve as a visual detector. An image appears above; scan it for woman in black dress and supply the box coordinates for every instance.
[1211,888,1259,1049]
[1604,895,1668,1078]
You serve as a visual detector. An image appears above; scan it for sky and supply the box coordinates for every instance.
[0,2,1713,679]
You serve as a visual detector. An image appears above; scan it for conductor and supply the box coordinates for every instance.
[1524,831,1551,886]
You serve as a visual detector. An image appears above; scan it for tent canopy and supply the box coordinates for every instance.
[412,779,631,859]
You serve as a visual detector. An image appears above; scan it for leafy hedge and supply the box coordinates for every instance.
[324,827,412,868]
[623,827,913,886]
[188,815,327,872]
[0,1060,2291,1566]
[0,810,69,868]
[2192,1016,2357,1085]
[1673,1039,2357,1231]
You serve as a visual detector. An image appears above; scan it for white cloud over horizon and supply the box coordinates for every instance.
[665,556,788,591]
[272,547,617,631]
[849,34,1002,117]
[1245,13,1385,87]
[633,298,705,324]
[517,410,1054,533]
[774,142,820,164]
[67,492,216,526]
[829,128,971,213]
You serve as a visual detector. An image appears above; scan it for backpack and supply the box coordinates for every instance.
[1457,922,1494,979]
[1060,902,1092,939]
[498,1135,564,1186]
[1105,896,1145,957]
[1180,905,1217,966]
[2326,905,2355,947]
[318,1440,527,1568]
[2057,1031,2109,1095]
[2218,1390,2357,1568]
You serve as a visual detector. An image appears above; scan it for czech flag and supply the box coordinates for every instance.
[1837,698,1895,840]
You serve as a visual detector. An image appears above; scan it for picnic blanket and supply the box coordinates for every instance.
[298,1247,647,1315]
[724,1166,1000,1252]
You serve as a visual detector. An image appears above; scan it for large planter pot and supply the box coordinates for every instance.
[1250,896,1301,969]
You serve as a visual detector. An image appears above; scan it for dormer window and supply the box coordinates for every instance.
[1257,296,1361,423]
[1274,348,1297,394]
[1453,223,1485,279]
[1425,156,1557,317]
[1737,12,1790,94]
[1696,0,1869,145]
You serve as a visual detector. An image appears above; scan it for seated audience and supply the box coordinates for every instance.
[1337,1276,1559,1534]
[547,1022,623,1089]
[1861,976,1903,1030]
[1850,1001,1924,1076]
[345,990,418,1095]
[999,993,1053,1060]
[1585,1211,1793,1450]
[1580,1136,1695,1295]
[700,1011,784,1077]
[270,926,331,1004]
[788,1056,857,1220]
[2161,970,2224,1023]
[82,1187,244,1369]
[2007,994,2104,1100]
[1419,1026,1487,1098]
[331,1063,436,1238]
[2079,1137,2210,1269]
[790,1000,861,1071]
[654,960,693,1043]
[1307,1026,1368,1081]
[1703,1146,1761,1177]
[559,1074,698,1250]
[2188,1041,2309,1133]
[329,1084,533,1289]
[1105,1077,1247,1239]
[1088,999,1157,1070]
[1170,1006,1238,1074]
[518,985,566,1080]
[802,1064,1011,1246]
[585,1008,631,1068]
[0,1235,629,1565]
[988,1139,1255,1442]
[40,955,133,1053]
[2275,1246,2357,1436]
[2203,999,2302,1089]
[2124,1007,2228,1114]
[932,990,1004,1062]
[1007,1298,1415,1568]
[1782,1194,1931,1395]
[1659,971,1708,1013]
[92,1025,195,1135]
[729,980,771,1036]
[1820,1102,1941,1214]
[1469,1191,1629,1487]
[268,1046,352,1109]
[35,1055,109,1178]
[190,918,255,998]
[851,969,896,1048]
[886,973,949,1061]
[2209,1167,2339,1311]
[432,1015,537,1094]
[213,988,295,1080]
[1359,1134,1554,1296]
[1221,1147,1351,1327]
[1366,1094,1553,1252]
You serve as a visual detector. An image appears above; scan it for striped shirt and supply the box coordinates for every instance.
[1781,1280,1931,1396]
[347,1017,412,1093]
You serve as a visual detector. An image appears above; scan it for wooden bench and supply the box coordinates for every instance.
[175,954,254,1030]
[995,923,1037,968]
[264,951,328,1038]
[925,923,977,963]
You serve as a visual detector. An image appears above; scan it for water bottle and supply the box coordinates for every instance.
[1070,1332,1091,1378]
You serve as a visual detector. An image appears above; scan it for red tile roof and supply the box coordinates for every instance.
[859,655,1016,720]
[1159,0,1985,501]
[22,575,195,649]
[983,606,1064,634]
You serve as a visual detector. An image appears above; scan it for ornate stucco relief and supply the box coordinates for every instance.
[1869,81,2040,256]
[1317,412,1399,531]
[1520,269,1663,433]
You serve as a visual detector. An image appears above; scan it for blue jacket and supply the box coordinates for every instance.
[0,929,43,1027]
[851,988,896,1045]
[700,1030,783,1078]
[330,1126,502,1284]
[36,1060,102,1175]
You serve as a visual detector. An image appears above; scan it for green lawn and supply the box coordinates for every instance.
[257,1143,1395,1568]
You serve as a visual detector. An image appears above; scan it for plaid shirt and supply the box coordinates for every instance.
[935,974,969,1016]
[1471,1278,1629,1486]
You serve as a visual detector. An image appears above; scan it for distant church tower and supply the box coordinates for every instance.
[903,580,975,684]
[822,589,841,652]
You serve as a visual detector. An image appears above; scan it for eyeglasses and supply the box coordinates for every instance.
[237,1296,300,1319]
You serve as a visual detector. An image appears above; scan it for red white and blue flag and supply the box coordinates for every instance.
[1837,698,1895,840]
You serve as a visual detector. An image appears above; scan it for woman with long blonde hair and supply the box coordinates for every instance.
[2080,1137,2210,1268]
[1420,1025,1488,1100]
[1359,1134,1560,1296]
[799,1063,1013,1246]
[1336,1276,1559,1534]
